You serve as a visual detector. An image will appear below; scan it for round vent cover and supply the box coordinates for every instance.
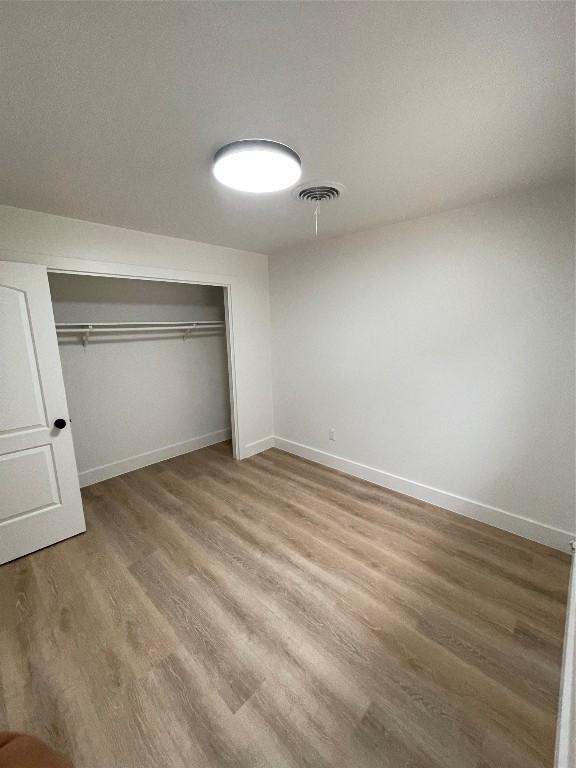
[297,185,341,202]
[295,182,345,236]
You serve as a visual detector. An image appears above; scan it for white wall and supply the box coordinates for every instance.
[49,274,230,485]
[0,205,274,459]
[270,182,575,549]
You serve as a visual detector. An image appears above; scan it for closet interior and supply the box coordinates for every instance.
[48,273,232,487]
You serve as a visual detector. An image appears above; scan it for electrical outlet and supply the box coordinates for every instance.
[329,428,336,441]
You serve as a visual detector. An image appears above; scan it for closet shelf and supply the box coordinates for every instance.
[55,320,225,346]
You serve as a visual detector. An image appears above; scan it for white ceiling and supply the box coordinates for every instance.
[0,2,573,254]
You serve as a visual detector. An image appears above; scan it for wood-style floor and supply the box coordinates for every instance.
[0,442,570,768]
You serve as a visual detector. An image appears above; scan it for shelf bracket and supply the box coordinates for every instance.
[82,325,92,348]
[183,323,198,341]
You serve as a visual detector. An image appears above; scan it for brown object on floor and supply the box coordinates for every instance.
[0,733,72,768]
[0,442,571,768]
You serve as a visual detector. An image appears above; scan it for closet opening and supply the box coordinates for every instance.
[47,271,236,487]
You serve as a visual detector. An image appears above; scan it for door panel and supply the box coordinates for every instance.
[0,285,46,432]
[0,445,60,522]
[0,262,85,564]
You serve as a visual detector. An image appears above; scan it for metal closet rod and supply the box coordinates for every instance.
[55,320,225,345]
[55,321,224,328]
[56,321,224,332]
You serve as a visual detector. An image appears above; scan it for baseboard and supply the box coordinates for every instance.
[79,428,231,487]
[555,548,576,767]
[241,435,275,459]
[273,437,575,552]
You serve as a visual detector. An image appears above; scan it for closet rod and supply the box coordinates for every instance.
[55,321,224,328]
[55,321,225,345]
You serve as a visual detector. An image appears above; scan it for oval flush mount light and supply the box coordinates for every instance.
[213,139,301,193]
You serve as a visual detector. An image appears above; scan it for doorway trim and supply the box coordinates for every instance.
[1,250,243,460]
[47,266,240,461]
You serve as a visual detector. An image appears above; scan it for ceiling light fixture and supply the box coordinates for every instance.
[213,140,301,193]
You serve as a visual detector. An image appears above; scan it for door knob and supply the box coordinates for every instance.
[54,418,67,430]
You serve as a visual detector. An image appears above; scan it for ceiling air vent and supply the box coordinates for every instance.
[297,185,340,202]
[295,182,344,235]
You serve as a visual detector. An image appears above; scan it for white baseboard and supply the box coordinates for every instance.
[555,549,576,768]
[79,428,231,487]
[273,437,575,552]
[241,435,275,459]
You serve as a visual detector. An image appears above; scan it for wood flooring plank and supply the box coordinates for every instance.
[249,452,568,617]
[258,448,569,572]
[167,454,563,662]
[148,467,541,765]
[149,648,267,768]
[131,550,266,715]
[63,512,179,677]
[0,441,569,768]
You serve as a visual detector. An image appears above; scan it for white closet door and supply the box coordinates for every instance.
[0,261,85,564]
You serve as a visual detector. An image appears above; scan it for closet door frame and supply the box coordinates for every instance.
[1,252,243,460]
[51,270,240,462]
